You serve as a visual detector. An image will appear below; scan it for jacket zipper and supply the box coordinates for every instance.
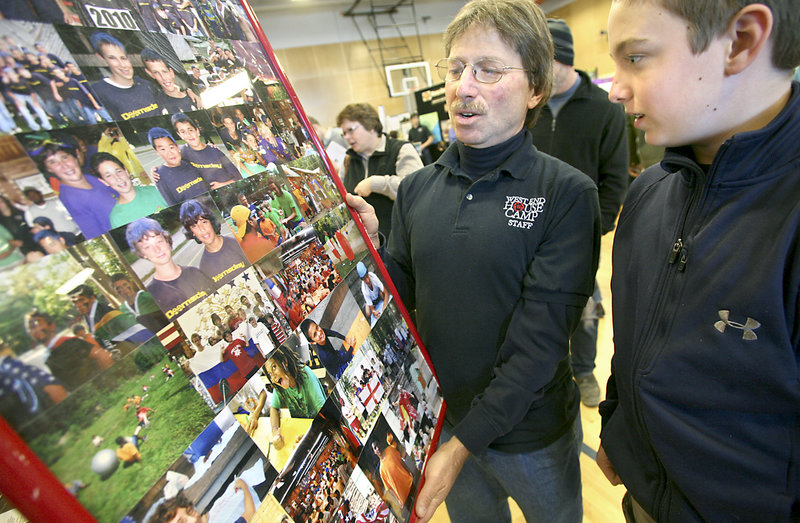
[628,154,716,518]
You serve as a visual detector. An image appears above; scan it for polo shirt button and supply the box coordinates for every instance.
[466,194,473,201]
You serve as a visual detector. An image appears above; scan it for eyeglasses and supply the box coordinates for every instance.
[342,123,362,136]
[436,58,529,84]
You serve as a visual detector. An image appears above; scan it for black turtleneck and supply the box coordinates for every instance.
[456,129,526,180]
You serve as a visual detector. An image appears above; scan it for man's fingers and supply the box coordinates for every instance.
[414,483,446,523]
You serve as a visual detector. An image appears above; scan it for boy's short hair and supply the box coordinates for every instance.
[179,199,221,241]
[35,143,77,175]
[90,151,125,176]
[147,127,176,148]
[140,48,166,67]
[89,32,126,55]
[170,112,196,130]
[33,229,60,244]
[336,103,382,134]
[616,0,800,70]
[32,216,55,229]
[126,217,172,255]
[110,273,132,284]
[443,0,553,126]
[68,284,95,299]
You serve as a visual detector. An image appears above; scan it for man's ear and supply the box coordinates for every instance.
[725,3,773,75]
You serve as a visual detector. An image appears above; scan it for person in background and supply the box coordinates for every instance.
[528,18,629,408]
[22,187,80,238]
[1,65,52,131]
[337,103,422,238]
[24,309,113,391]
[110,273,169,334]
[407,112,434,165]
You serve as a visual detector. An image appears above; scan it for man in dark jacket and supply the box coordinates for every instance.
[529,18,628,407]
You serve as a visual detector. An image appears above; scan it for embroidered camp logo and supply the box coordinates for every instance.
[714,310,760,340]
[504,196,545,229]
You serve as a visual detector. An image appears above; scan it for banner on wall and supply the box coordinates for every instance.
[0,3,443,522]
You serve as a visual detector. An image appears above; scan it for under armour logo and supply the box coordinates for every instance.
[714,310,760,340]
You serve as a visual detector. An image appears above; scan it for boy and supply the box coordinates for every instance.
[35,143,117,239]
[88,32,161,121]
[141,49,202,113]
[91,152,167,228]
[178,198,247,285]
[147,127,211,205]
[171,113,240,187]
[126,217,214,320]
[598,1,800,521]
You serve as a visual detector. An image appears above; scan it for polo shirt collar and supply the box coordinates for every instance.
[437,130,536,182]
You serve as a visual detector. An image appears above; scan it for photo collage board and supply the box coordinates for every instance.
[0,2,443,522]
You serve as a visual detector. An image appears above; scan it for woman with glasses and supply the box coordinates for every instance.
[336,103,423,238]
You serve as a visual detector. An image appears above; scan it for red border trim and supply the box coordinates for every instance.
[0,416,97,522]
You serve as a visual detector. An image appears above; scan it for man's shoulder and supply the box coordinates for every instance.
[397,162,438,192]
[517,144,597,191]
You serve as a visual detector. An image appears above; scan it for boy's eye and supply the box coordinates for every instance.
[626,55,643,65]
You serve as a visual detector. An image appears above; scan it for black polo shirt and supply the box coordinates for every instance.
[386,131,601,453]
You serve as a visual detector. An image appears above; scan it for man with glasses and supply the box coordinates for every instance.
[346,0,600,520]
[337,102,422,238]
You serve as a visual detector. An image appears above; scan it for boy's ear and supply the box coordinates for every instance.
[725,3,773,75]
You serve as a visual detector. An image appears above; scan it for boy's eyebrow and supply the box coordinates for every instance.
[611,38,648,58]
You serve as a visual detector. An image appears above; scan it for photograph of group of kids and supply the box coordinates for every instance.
[0,2,444,523]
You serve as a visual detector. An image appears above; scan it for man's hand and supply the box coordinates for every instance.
[596,443,621,485]
[353,178,372,197]
[345,193,379,248]
[415,436,470,523]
